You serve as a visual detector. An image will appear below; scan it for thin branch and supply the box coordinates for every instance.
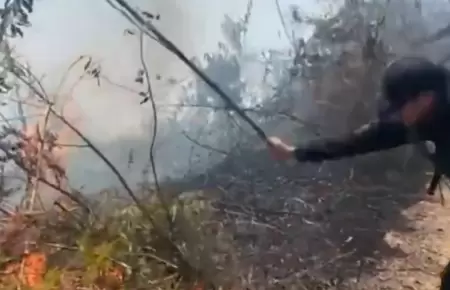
[9,58,195,283]
[100,74,186,95]
[106,0,268,143]
[55,55,89,96]
[159,102,322,134]
[53,143,90,148]
[15,84,27,132]
[138,31,174,227]
[274,0,295,50]
[0,113,44,124]
[185,124,207,177]
[180,130,229,156]
[0,143,92,214]
[11,64,138,208]
[7,97,45,109]
[413,22,450,46]
[100,75,141,95]
[0,111,12,128]
[138,32,160,192]
[27,105,51,211]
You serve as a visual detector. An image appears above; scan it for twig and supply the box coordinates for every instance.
[24,166,91,214]
[240,0,254,47]
[9,59,196,285]
[234,219,285,234]
[280,250,357,284]
[413,23,450,47]
[138,32,160,192]
[0,113,44,123]
[0,206,13,217]
[52,143,90,148]
[0,172,86,213]
[0,111,13,128]
[13,70,135,207]
[52,201,86,229]
[100,74,185,95]
[125,252,178,269]
[181,130,228,156]
[27,105,51,211]
[55,55,88,95]
[148,273,179,285]
[14,85,28,132]
[106,0,268,143]
[274,0,295,50]
[100,75,141,95]
[185,125,207,177]
[137,31,176,229]
[159,102,322,134]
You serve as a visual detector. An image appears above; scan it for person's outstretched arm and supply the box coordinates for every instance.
[268,119,416,162]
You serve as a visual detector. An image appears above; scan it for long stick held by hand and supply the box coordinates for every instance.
[110,0,268,142]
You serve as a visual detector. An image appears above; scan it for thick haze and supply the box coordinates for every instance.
[6,0,450,194]
[6,0,338,192]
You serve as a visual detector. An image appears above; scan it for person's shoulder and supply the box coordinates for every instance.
[386,56,440,73]
[384,56,449,85]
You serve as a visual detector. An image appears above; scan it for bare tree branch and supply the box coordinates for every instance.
[138,32,160,192]
[274,0,295,50]
[27,105,51,211]
[159,102,323,134]
[181,130,229,156]
[8,57,202,288]
[105,0,268,144]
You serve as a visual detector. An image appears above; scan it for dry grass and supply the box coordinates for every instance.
[0,105,239,289]
[0,2,447,289]
[0,190,238,290]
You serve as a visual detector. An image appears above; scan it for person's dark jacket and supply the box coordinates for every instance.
[293,57,450,193]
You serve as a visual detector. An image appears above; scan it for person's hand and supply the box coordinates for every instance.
[267,136,296,161]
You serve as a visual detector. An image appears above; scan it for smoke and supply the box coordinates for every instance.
[15,0,202,137]
[9,0,387,193]
[8,0,260,193]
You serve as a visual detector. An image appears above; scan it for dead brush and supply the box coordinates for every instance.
[0,189,238,290]
[0,83,236,289]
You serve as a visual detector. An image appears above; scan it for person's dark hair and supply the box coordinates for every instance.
[381,57,447,108]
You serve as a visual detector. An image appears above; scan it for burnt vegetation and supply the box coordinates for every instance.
[0,0,447,289]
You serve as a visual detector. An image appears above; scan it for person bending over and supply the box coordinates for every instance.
[268,56,450,194]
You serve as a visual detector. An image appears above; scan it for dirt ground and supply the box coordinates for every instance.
[194,148,450,289]
[216,165,450,289]
[359,195,450,290]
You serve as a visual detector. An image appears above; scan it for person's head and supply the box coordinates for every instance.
[379,57,447,126]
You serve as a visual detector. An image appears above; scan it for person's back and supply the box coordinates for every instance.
[267,56,450,190]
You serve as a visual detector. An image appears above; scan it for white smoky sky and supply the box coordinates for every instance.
[9,0,332,139]
[2,0,343,192]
